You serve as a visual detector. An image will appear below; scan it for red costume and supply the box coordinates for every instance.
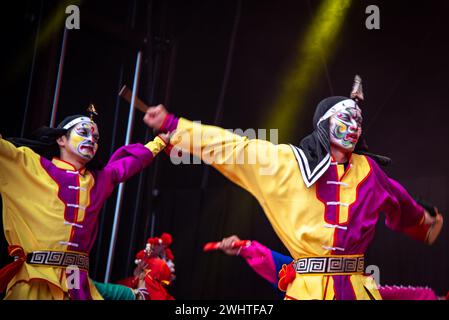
[117,233,175,300]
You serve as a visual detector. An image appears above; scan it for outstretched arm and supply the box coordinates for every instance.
[217,235,292,286]
[143,105,294,201]
[0,134,41,167]
[0,134,42,192]
[103,134,168,185]
[382,176,443,245]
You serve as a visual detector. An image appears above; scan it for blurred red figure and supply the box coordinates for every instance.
[117,233,175,300]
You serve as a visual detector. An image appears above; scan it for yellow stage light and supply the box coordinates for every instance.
[264,0,352,142]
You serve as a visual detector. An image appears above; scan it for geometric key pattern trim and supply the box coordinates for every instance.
[27,251,89,271]
[293,256,364,275]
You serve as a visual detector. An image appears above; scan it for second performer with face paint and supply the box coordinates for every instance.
[142,76,444,300]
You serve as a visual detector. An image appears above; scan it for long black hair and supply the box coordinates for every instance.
[6,115,104,170]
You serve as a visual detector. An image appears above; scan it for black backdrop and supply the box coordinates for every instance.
[1,0,448,299]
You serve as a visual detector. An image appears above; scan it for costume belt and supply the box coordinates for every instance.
[26,250,89,272]
[292,254,364,275]
[0,246,89,293]
[0,246,88,293]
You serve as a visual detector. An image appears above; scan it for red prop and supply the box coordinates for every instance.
[203,240,251,252]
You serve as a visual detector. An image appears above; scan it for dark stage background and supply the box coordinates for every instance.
[1,0,449,299]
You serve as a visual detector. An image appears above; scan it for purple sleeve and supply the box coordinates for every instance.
[104,143,154,185]
[238,241,278,285]
[383,177,425,232]
[369,159,424,232]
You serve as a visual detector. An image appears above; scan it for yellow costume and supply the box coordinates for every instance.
[168,118,425,299]
[0,134,166,299]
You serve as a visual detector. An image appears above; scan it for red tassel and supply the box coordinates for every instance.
[0,245,26,293]
[278,263,296,292]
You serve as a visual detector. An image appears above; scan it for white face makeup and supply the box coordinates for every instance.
[329,106,362,152]
[67,121,99,160]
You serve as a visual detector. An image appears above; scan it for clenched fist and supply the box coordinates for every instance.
[143,104,168,131]
[218,235,242,256]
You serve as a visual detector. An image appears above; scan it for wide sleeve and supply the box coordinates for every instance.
[370,159,431,243]
[169,117,295,201]
[382,177,425,232]
[103,136,166,185]
[0,134,40,166]
[238,241,279,286]
[0,134,42,192]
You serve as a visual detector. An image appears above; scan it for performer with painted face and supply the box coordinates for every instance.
[64,119,100,161]
[143,76,443,300]
[0,105,168,300]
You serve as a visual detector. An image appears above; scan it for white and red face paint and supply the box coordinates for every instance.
[329,106,362,151]
[67,121,99,160]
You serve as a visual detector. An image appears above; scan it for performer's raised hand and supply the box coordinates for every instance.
[143,104,168,131]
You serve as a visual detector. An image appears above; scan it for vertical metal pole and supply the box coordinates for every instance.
[124,0,155,277]
[50,27,69,127]
[104,51,142,283]
[93,64,125,278]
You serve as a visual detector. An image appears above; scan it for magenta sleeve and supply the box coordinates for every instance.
[368,158,425,232]
[239,241,278,285]
[105,143,154,185]
[383,177,425,232]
